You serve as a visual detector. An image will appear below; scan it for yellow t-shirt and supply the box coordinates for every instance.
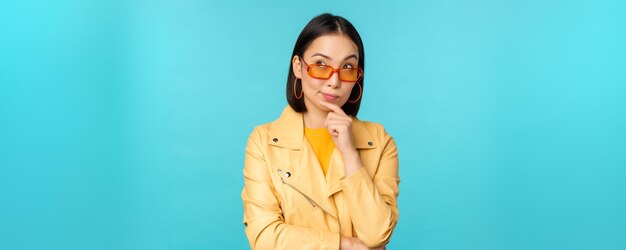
[304,127,335,175]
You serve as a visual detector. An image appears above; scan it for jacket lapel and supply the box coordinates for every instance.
[325,119,377,197]
[267,105,378,217]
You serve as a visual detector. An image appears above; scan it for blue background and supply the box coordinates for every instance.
[1,0,625,249]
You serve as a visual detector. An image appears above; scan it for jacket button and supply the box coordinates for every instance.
[285,172,291,177]
[368,141,374,146]
[273,138,278,142]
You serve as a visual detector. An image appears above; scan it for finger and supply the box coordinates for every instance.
[324,112,347,127]
[327,128,342,137]
[326,126,339,137]
[326,123,349,134]
[326,120,350,129]
[325,111,349,119]
[327,117,352,125]
[319,100,346,115]
[326,112,352,123]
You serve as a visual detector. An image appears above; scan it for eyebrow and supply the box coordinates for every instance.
[311,53,358,61]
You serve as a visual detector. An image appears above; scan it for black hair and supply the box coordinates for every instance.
[286,13,365,117]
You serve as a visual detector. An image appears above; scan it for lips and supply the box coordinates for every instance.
[321,93,339,101]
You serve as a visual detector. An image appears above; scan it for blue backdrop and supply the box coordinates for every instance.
[1,0,625,249]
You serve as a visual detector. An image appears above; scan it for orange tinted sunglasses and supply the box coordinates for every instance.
[300,58,363,82]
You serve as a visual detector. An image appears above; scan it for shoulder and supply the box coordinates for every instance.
[354,118,393,140]
[247,105,297,139]
[246,106,282,137]
[354,119,399,162]
[247,122,271,142]
[246,114,285,145]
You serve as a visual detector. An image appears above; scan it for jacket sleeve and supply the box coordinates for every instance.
[241,128,340,250]
[339,126,400,247]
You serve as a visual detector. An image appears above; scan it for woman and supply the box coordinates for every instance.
[242,13,400,250]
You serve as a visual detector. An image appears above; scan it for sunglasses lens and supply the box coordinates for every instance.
[339,69,359,82]
[309,65,332,78]
[307,64,361,82]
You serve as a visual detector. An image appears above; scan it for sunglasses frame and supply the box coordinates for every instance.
[300,58,363,83]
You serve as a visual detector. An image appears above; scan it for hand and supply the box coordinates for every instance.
[319,100,357,156]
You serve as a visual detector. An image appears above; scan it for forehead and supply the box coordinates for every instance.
[304,34,359,60]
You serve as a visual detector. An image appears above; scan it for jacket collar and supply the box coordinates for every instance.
[268,105,377,217]
[267,105,376,150]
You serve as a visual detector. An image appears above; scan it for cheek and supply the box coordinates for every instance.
[301,78,323,92]
[341,84,355,95]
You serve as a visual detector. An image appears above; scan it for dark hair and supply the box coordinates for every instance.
[286,13,365,117]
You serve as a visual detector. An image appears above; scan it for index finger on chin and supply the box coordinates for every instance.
[319,100,345,114]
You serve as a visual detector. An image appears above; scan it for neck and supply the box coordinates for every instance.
[302,108,328,129]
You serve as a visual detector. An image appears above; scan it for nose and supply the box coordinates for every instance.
[327,71,341,88]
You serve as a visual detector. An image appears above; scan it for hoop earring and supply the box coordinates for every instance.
[347,82,362,103]
[293,78,303,99]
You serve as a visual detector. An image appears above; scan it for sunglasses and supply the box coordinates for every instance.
[300,58,363,82]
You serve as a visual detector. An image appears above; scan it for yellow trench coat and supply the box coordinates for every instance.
[242,105,400,249]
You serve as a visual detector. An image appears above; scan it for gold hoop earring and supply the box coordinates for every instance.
[293,78,303,99]
[347,82,362,103]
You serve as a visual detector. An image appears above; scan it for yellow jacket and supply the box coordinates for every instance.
[242,105,400,249]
